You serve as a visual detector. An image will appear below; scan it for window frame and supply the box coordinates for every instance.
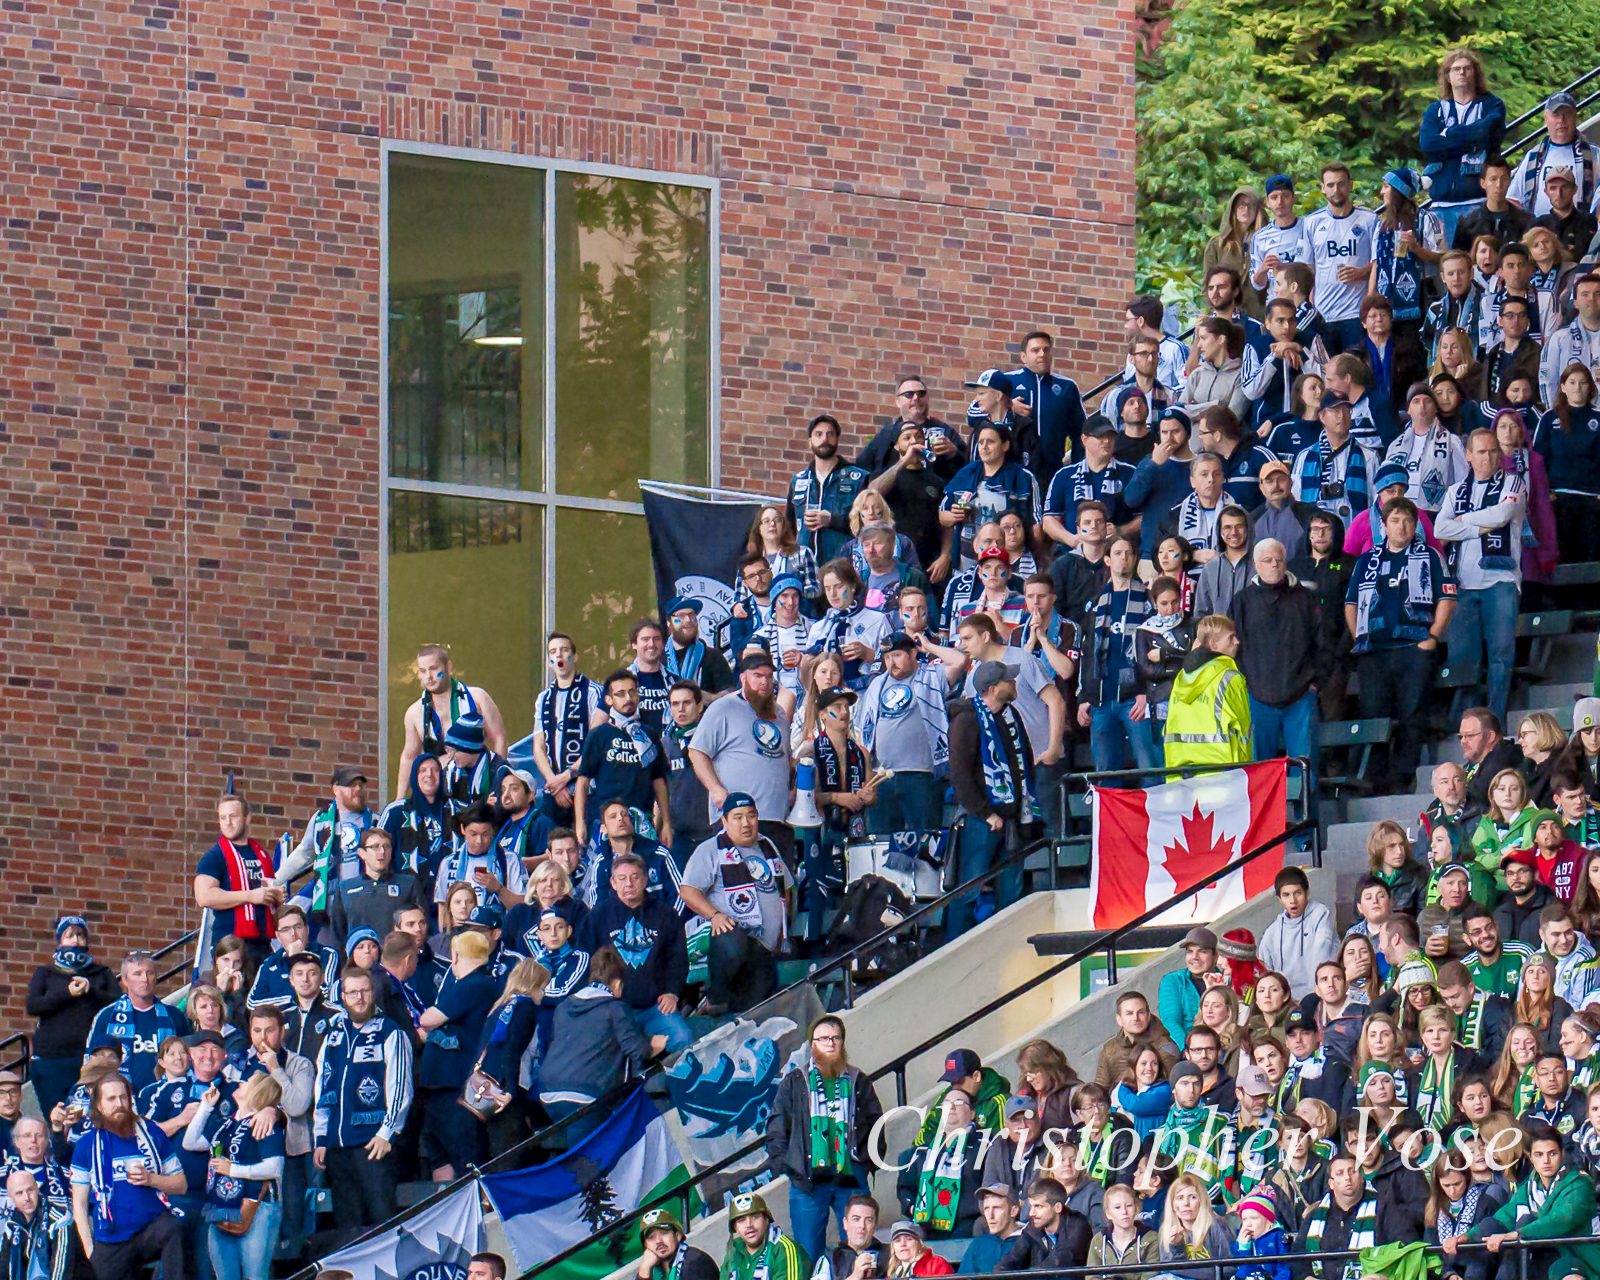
[379,140,721,788]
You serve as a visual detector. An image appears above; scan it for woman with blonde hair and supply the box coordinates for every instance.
[1156,1172,1232,1263]
[504,860,583,954]
[1409,1004,1475,1130]
[473,956,551,1156]
[1490,1021,1543,1112]
[790,650,846,747]
[1430,327,1485,401]
[1194,985,1247,1075]
[841,489,920,572]
[416,927,497,1180]
[1470,768,1538,882]
[183,1069,285,1280]
[1366,820,1428,916]
[1516,710,1568,807]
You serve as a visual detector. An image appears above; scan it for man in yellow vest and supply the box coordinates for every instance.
[1163,615,1252,768]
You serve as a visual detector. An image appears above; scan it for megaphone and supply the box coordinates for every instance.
[786,752,825,829]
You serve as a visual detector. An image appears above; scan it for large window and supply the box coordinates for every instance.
[383,147,715,791]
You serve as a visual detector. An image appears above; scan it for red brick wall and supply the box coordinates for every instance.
[0,2,1133,1031]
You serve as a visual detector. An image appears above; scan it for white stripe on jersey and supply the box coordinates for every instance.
[1299,206,1379,323]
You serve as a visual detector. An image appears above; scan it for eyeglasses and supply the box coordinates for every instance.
[812,1034,842,1045]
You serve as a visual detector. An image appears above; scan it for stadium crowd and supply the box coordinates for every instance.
[9,42,1600,1280]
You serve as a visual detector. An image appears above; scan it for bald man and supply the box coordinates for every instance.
[0,1169,73,1280]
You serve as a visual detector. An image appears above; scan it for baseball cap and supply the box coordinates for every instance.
[1084,415,1118,439]
[815,688,858,711]
[1438,862,1472,880]
[508,768,540,793]
[979,1182,1017,1204]
[1258,457,1291,482]
[1236,1064,1272,1097]
[1283,1009,1316,1035]
[1574,697,1600,731]
[1264,174,1294,196]
[721,791,760,817]
[331,765,368,787]
[467,903,504,929]
[1319,390,1351,413]
[287,950,326,972]
[972,661,1021,695]
[1182,926,1219,952]
[890,1221,925,1242]
[976,544,1011,567]
[964,369,1017,398]
[1003,1095,1038,1121]
[1548,91,1579,111]
[736,650,775,673]
[940,1048,984,1083]
[1501,846,1540,870]
[1545,165,1578,186]
[185,1030,226,1050]
[880,632,918,654]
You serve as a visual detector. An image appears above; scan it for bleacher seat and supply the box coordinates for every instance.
[1514,609,1574,682]
[1317,718,1392,795]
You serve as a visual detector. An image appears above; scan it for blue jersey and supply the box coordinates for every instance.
[70,1124,184,1243]
[87,998,190,1093]
[137,1073,235,1192]
[313,1014,414,1150]
[1043,458,1136,528]
[245,945,338,1011]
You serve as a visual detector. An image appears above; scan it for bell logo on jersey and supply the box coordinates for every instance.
[1325,238,1363,258]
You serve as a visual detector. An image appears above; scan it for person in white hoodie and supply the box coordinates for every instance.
[1256,866,1338,1001]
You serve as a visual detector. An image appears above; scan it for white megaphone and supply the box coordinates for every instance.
[786,751,825,829]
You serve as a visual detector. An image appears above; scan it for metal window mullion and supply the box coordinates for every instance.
[378,142,393,797]
[543,165,559,640]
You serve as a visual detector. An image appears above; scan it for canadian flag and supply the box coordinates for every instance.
[1089,761,1288,931]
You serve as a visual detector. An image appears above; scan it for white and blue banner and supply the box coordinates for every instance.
[315,1180,484,1280]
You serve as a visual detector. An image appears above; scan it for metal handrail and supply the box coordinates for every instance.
[1501,62,1600,140]
[516,817,1313,1279]
[0,1034,30,1081]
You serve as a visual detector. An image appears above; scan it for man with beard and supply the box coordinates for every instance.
[766,1018,884,1268]
[529,631,609,827]
[663,597,735,697]
[633,1208,718,1280]
[271,766,376,926]
[574,672,672,851]
[395,642,508,800]
[689,652,794,864]
[312,968,414,1237]
[724,1193,810,1280]
[69,1075,187,1280]
[4,1119,70,1214]
[1,1169,72,1280]
[662,681,715,870]
[787,414,869,566]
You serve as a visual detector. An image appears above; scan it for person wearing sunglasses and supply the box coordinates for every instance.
[855,376,966,481]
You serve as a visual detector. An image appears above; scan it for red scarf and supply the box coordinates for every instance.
[220,837,274,939]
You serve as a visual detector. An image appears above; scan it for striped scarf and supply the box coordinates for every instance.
[1457,992,1491,1053]
[1277,1047,1325,1110]
[1173,491,1223,549]
[1435,1184,1486,1240]
[912,1126,972,1233]
[88,1120,176,1230]
[1304,1189,1377,1280]
[1418,1052,1458,1130]
[973,699,1037,820]
[1447,470,1514,574]
[1090,578,1152,700]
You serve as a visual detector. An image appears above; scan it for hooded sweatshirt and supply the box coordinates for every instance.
[380,753,453,889]
[538,982,650,1104]
[576,894,688,1011]
[1181,356,1251,419]
[1194,507,1256,618]
[1163,647,1252,769]
[1258,899,1339,1000]
[1203,187,1266,319]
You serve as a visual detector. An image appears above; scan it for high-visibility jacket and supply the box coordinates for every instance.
[1163,653,1252,768]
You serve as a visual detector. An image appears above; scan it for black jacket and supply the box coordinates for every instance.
[1292,1188,1420,1279]
[1453,203,1533,253]
[328,868,426,953]
[1133,619,1193,707]
[26,962,119,1060]
[766,1064,885,1193]
[998,1214,1092,1272]
[1368,1154,1429,1240]
[1462,993,1515,1073]
[948,698,1034,823]
[855,416,966,480]
[1051,550,1111,629]
[1229,577,1325,708]
[1495,884,1556,950]
[1466,740,1526,810]
[895,1123,988,1240]
[577,895,689,1010]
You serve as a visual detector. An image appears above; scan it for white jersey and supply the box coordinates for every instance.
[1511,140,1598,216]
[1249,219,1306,300]
[1299,206,1379,322]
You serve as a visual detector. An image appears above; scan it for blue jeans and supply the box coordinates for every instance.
[1250,689,1319,762]
[209,1199,282,1280]
[866,770,944,835]
[1090,699,1161,775]
[633,1003,695,1053]
[946,816,1023,939]
[1447,581,1519,727]
[173,1193,215,1280]
[788,1180,864,1263]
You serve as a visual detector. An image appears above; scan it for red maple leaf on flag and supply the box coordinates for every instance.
[1162,804,1237,915]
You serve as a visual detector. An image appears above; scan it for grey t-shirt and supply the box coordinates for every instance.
[858,664,949,774]
[682,834,788,950]
[960,645,1056,755]
[688,695,792,822]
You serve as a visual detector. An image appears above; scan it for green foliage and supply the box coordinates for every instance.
[1136,0,1600,305]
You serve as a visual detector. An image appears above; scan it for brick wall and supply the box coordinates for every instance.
[0,1,1133,1032]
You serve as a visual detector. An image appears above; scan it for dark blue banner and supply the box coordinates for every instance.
[638,482,767,651]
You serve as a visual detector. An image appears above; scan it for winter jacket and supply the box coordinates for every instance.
[1468,1167,1600,1280]
[1112,1082,1174,1140]
[328,868,426,954]
[1157,1221,1234,1267]
[537,984,649,1103]
[765,1061,884,1192]
[998,1214,1092,1272]
[1181,357,1251,419]
[26,961,119,1060]
[1093,1017,1181,1088]
[1158,968,1210,1046]
[980,1135,1050,1202]
[895,1123,988,1240]
[1230,576,1324,708]
[1163,649,1252,768]
[1291,1189,1421,1279]
[1258,901,1339,1001]
[1496,883,1556,949]
[1133,618,1193,712]
[576,895,688,1011]
[1420,94,1508,204]
[1087,1231,1158,1279]
[1233,1226,1291,1280]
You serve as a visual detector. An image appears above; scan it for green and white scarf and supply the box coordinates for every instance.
[1304,1189,1377,1280]
[1514,1063,1540,1114]
[1458,992,1490,1052]
[912,1125,971,1232]
[1418,1052,1458,1130]
[807,1067,854,1176]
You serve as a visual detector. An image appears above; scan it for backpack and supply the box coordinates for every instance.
[827,875,919,978]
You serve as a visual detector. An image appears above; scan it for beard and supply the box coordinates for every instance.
[746,689,777,719]
[813,441,837,460]
[812,1045,847,1078]
[101,1105,136,1138]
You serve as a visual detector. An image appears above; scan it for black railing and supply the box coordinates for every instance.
[1500,64,1600,155]
[516,816,1314,1279]
[153,927,201,986]
[0,1034,29,1081]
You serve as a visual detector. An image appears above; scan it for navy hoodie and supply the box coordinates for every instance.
[380,753,453,892]
[577,896,689,1011]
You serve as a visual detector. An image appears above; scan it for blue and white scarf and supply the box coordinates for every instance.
[973,699,1038,821]
[88,1119,177,1230]
[1448,470,1515,573]
[1375,225,1427,321]
[609,711,658,767]
[539,676,597,772]
[1351,533,1439,653]
[664,640,706,684]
